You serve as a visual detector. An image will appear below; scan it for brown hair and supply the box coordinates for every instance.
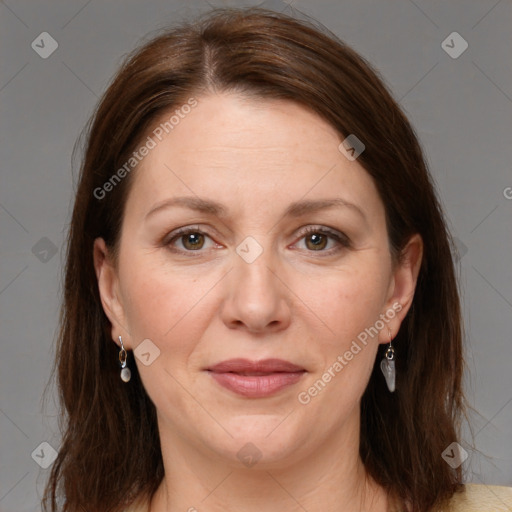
[43,7,466,512]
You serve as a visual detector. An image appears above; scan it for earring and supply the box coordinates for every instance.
[118,335,131,383]
[380,328,396,392]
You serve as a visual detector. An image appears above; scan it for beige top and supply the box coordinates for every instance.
[444,484,512,511]
[124,484,512,511]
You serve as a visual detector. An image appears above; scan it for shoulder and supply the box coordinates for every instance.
[444,483,512,511]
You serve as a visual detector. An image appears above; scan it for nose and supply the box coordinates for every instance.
[220,244,292,334]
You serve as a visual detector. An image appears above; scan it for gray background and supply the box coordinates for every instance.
[1,0,511,510]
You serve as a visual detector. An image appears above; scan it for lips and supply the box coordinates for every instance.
[206,358,306,398]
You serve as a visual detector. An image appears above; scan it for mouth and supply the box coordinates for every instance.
[205,358,306,398]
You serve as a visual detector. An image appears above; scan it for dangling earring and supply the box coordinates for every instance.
[118,335,131,383]
[380,328,396,392]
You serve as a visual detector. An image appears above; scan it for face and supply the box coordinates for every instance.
[95,92,420,469]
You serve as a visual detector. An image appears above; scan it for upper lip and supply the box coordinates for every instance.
[207,358,305,374]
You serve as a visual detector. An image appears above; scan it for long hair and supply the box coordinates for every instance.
[43,7,466,512]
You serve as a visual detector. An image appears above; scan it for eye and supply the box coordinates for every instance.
[294,226,350,254]
[164,226,217,253]
[163,225,350,256]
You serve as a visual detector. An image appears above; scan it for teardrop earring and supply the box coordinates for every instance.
[380,328,396,392]
[118,335,131,383]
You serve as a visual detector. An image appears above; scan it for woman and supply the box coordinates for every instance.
[43,7,512,512]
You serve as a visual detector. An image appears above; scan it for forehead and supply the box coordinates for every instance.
[124,93,383,223]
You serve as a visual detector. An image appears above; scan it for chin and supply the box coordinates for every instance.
[203,415,310,469]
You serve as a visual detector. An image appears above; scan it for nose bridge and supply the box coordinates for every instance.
[222,233,290,332]
[233,234,280,301]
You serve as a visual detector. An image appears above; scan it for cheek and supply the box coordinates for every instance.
[293,260,390,345]
[121,271,180,339]
[295,270,385,420]
[120,251,200,335]
[118,258,215,407]
[118,254,226,373]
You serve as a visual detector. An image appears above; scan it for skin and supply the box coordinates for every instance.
[94,92,422,512]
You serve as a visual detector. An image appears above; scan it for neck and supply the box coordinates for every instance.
[149,412,389,512]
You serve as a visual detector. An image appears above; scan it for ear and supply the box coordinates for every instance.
[93,237,131,349]
[378,234,423,343]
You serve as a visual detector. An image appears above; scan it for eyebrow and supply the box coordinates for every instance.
[145,196,367,222]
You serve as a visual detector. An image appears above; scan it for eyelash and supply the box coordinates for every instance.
[163,225,350,257]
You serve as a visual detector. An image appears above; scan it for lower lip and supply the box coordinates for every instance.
[208,371,305,398]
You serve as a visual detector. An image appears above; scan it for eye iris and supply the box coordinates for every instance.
[306,233,327,251]
[183,232,204,250]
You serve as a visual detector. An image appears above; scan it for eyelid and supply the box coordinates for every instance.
[295,225,350,244]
